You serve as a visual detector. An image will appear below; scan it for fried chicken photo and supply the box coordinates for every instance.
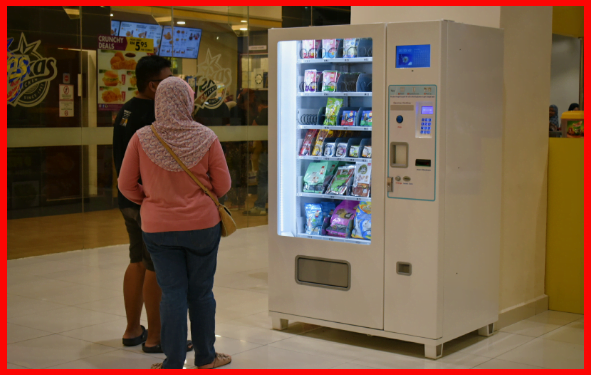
[101,88,121,103]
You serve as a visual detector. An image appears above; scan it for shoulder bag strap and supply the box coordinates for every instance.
[150,125,221,207]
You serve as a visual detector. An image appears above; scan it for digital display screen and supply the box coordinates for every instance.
[110,21,121,36]
[396,44,431,68]
[159,26,202,59]
[421,106,434,114]
[119,22,163,54]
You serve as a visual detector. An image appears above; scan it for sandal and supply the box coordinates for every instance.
[198,352,232,369]
[122,325,147,347]
[151,363,162,369]
[142,340,193,354]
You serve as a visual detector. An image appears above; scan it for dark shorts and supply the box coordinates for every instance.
[120,207,155,272]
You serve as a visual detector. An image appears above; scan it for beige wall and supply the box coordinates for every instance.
[351,6,501,28]
[351,6,552,320]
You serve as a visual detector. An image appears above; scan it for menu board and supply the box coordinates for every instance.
[96,35,154,111]
[119,22,163,55]
[111,20,121,36]
[159,26,202,59]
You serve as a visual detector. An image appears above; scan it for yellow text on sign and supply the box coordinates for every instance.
[126,37,154,53]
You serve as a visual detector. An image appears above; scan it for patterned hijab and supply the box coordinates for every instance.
[137,77,217,172]
[549,104,559,130]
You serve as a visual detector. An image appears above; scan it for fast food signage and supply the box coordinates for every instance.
[7,33,57,107]
[97,35,153,111]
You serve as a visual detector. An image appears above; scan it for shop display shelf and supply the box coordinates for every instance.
[297,57,373,64]
[298,155,370,163]
[298,192,371,202]
[296,233,371,245]
[298,125,373,131]
[298,92,372,97]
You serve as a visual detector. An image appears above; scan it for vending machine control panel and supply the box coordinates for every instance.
[387,85,436,201]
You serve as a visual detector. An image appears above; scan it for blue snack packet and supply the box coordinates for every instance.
[351,202,372,240]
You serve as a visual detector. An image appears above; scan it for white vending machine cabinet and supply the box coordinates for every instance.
[268,21,503,359]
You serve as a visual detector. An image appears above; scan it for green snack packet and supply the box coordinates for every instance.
[327,165,356,195]
[324,97,343,126]
[303,161,339,193]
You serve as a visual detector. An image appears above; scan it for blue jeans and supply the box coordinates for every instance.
[254,152,268,209]
[143,223,221,369]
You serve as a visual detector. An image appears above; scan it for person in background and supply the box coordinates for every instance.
[119,77,232,369]
[244,99,268,216]
[568,103,580,111]
[113,55,192,354]
[549,104,559,131]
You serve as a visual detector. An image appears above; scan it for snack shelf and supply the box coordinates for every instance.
[298,57,373,64]
[298,192,371,202]
[298,92,372,97]
[298,125,373,131]
[296,233,371,245]
[298,156,370,163]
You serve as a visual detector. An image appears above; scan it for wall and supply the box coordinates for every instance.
[552,6,584,38]
[351,6,553,326]
[351,6,501,28]
[550,34,581,114]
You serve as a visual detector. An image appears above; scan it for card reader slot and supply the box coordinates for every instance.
[415,159,432,167]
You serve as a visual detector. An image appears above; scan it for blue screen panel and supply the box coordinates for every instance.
[421,106,434,114]
[396,44,431,68]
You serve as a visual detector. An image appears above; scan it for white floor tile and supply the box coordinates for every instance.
[540,325,584,345]
[457,332,534,358]
[48,349,159,369]
[436,351,491,369]
[215,322,294,345]
[473,358,544,369]
[8,306,122,334]
[223,345,346,369]
[59,318,130,348]
[497,337,584,369]
[269,335,372,362]
[7,362,29,369]
[7,279,80,300]
[74,294,147,319]
[7,334,116,369]
[526,310,583,326]
[331,362,378,369]
[5,260,82,276]
[7,323,53,344]
[7,294,65,319]
[500,319,562,337]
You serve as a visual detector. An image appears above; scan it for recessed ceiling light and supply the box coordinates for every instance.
[241,20,247,23]
[240,27,247,31]
[177,21,185,25]
[110,13,113,17]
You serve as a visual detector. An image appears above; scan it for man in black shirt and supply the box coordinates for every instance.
[244,100,268,216]
[113,55,173,352]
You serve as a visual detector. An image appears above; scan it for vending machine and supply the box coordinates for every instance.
[268,21,503,359]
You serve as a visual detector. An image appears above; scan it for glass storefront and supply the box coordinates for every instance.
[7,6,279,258]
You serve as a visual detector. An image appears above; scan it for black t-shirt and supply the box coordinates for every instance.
[194,102,230,126]
[113,97,155,209]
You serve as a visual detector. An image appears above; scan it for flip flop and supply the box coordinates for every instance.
[142,340,193,354]
[122,325,147,347]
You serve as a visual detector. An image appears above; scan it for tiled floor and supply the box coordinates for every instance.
[7,226,584,369]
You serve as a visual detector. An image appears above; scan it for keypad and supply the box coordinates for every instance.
[420,117,432,135]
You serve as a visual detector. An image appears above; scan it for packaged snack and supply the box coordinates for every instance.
[351,202,372,240]
[344,38,359,58]
[349,145,360,158]
[326,201,359,238]
[341,110,357,126]
[322,71,339,92]
[327,165,356,195]
[303,161,330,193]
[305,203,323,235]
[361,146,372,158]
[304,69,317,92]
[312,129,332,156]
[352,162,371,197]
[322,39,340,58]
[303,161,339,193]
[324,142,336,157]
[360,110,373,126]
[323,97,343,125]
[299,129,318,156]
[302,40,321,59]
[335,143,348,157]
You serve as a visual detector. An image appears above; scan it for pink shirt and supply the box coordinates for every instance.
[118,134,231,233]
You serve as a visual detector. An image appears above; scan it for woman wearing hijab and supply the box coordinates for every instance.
[568,103,580,111]
[549,104,559,131]
[119,77,232,369]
